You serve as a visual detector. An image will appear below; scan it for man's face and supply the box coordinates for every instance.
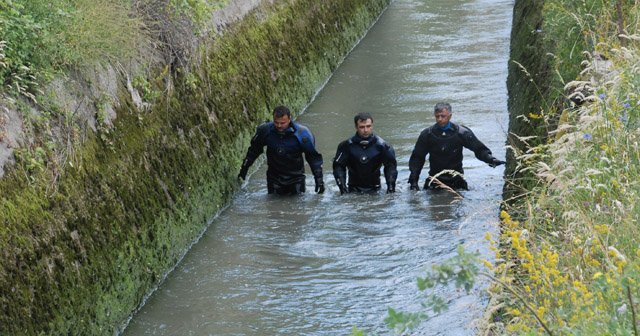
[273,114,291,133]
[356,118,373,138]
[434,109,452,128]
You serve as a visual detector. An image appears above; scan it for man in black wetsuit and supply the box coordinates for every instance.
[408,102,505,190]
[238,106,324,195]
[333,112,398,194]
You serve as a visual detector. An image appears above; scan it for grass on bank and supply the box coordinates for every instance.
[491,0,640,334]
[0,0,228,188]
[0,0,225,102]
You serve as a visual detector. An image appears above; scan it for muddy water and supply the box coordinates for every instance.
[123,0,513,334]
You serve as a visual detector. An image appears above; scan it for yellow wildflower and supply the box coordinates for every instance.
[484,232,492,241]
[594,224,609,235]
[482,259,494,270]
[588,258,601,267]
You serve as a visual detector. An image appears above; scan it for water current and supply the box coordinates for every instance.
[123,0,513,334]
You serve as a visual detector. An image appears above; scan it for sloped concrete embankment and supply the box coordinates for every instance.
[0,0,389,334]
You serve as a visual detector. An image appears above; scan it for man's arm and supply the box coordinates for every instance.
[459,126,505,167]
[297,125,324,193]
[238,124,268,180]
[408,130,430,190]
[382,142,398,193]
[332,141,349,194]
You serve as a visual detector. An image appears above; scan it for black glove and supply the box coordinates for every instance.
[408,173,421,191]
[335,177,348,194]
[386,182,396,194]
[315,176,325,194]
[408,177,420,191]
[488,158,506,168]
[238,165,249,180]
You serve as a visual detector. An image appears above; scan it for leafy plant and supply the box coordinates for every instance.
[351,246,482,335]
[389,246,480,334]
[0,0,145,100]
[169,0,228,30]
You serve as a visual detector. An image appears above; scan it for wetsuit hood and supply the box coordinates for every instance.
[350,133,377,146]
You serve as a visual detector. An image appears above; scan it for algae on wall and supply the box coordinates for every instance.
[0,0,390,334]
[504,0,548,201]
[504,0,588,202]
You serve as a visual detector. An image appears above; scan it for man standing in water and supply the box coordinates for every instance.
[333,112,398,194]
[408,102,505,190]
[238,105,324,195]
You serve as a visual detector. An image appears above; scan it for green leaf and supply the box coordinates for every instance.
[350,326,367,336]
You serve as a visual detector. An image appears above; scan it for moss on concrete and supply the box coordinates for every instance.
[0,0,390,334]
[504,0,590,202]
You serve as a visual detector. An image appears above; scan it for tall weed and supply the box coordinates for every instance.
[497,0,640,334]
[0,0,146,99]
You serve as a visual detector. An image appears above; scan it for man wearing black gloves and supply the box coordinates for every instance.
[333,112,398,194]
[238,105,324,195]
[408,102,505,190]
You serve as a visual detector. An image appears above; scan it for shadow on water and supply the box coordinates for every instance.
[122,0,513,335]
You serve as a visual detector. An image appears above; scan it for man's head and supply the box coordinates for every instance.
[434,102,452,128]
[273,105,292,133]
[354,112,373,138]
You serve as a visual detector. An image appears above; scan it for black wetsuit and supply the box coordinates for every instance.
[408,122,497,190]
[333,134,397,193]
[241,121,323,195]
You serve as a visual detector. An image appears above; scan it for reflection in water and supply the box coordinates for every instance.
[123,0,513,335]
[426,190,463,225]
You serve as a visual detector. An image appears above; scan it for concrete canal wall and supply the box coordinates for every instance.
[0,0,390,334]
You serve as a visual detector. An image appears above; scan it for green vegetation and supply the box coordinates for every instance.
[0,0,390,334]
[0,0,227,101]
[349,246,497,335]
[169,0,226,29]
[496,0,640,334]
[384,246,481,335]
[0,0,141,98]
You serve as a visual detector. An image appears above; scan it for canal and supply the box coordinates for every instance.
[123,0,513,334]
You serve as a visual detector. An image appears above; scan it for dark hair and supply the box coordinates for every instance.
[273,105,291,118]
[354,112,373,126]
[434,102,452,114]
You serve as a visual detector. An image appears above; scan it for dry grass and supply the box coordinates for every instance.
[495,2,640,332]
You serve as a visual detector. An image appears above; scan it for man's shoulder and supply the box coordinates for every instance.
[292,121,310,132]
[290,122,317,148]
[336,136,357,149]
[292,122,315,138]
[291,121,313,137]
[257,121,273,131]
[455,123,474,135]
[253,122,273,138]
[373,134,391,148]
[420,125,437,136]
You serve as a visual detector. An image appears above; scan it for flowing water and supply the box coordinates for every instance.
[123,0,513,334]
